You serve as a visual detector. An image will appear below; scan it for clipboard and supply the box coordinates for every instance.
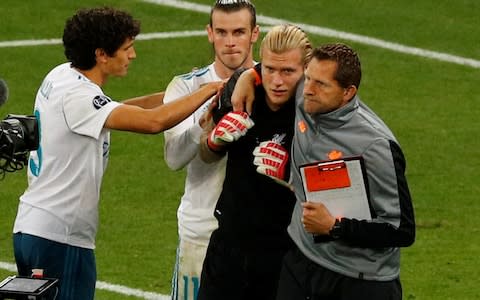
[299,157,372,220]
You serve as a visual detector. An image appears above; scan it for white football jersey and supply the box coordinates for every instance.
[163,63,226,245]
[13,63,121,249]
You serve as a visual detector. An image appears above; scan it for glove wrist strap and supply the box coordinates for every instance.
[207,137,225,153]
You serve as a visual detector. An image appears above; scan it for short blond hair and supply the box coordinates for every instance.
[260,24,312,64]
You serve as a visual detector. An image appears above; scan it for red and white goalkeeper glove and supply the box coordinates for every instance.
[207,111,254,152]
[253,140,291,189]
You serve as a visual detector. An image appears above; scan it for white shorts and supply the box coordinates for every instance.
[171,238,209,300]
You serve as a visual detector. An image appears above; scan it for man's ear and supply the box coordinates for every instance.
[343,85,357,103]
[206,24,214,44]
[251,25,260,44]
[95,48,108,64]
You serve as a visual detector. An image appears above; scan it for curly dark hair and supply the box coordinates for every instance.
[62,7,140,70]
[312,43,362,89]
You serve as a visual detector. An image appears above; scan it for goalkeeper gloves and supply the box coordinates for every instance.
[253,140,292,189]
[207,111,254,152]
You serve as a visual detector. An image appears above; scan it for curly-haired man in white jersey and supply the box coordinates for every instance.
[162,1,259,299]
[12,7,222,300]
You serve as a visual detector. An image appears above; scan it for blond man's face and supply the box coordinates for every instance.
[261,47,305,111]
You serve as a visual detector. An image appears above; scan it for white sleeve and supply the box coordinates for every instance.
[63,84,120,139]
[163,76,205,171]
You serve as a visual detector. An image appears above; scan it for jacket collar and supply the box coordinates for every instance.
[307,95,359,129]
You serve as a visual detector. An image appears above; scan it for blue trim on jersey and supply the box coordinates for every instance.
[171,244,180,300]
[181,66,210,80]
[29,109,42,176]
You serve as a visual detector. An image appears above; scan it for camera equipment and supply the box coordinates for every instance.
[0,78,40,179]
[0,114,39,179]
[0,276,58,300]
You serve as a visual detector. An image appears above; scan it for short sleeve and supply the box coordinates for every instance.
[63,83,121,139]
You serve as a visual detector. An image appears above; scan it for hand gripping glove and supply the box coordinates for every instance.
[253,140,291,189]
[207,111,254,152]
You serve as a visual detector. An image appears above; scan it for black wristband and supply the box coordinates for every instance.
[329,218,344,240]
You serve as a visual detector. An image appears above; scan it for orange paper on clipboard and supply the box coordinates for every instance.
[303,161,351,192]
[299,157,372,220]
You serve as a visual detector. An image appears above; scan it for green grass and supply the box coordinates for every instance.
[1,0,480,299]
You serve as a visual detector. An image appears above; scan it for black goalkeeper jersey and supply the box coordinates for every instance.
[213,86,296,251]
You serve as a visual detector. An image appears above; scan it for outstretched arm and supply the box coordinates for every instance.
[104,81,222,133]
[121,91,165,109]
